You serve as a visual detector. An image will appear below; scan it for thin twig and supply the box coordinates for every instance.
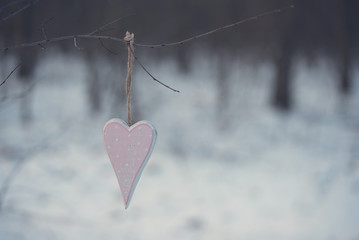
[73,37,83,50]
[98,38,119,55]
[130,48,180,93]
[0,82,35,106]
[41,16,55,41]
[0,0,26,13]
[41,22,48,41]
[94,27,116,35]
[134,5,294,48]
[38,43,46,50]
[89,13,135,36]
[0,0,39,22]
[0,63,22,87]
[0,0,27,13]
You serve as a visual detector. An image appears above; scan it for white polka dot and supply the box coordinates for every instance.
[115,138,119,142]
[125,163,129,167]
[137,142,141,145]
[114,125,118,129]
[107,145,111,149]
[116,154,120,158]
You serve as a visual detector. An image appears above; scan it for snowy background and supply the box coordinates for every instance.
[1,51,359,240]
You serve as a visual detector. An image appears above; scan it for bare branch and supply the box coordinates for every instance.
[2,34,127,52]
[134,5,294,48]
[1,14,133,51]
[1,6,293,52]
[0,63,22,87]
[0,7,293,92]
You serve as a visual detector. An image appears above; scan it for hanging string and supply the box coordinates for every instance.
[124,31,135,126]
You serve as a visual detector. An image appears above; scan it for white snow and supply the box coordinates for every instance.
[0,51,359,240]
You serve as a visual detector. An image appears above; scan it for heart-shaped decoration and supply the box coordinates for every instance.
[103,118,157,209]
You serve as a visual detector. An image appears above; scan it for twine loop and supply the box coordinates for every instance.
[124,31,135,125]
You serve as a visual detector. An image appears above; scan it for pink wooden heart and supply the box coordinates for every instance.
[103,119,157,209]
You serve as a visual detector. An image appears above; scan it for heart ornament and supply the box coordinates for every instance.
[103,118,157,209]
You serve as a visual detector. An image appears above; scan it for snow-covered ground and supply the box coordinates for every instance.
[1,52,359,240]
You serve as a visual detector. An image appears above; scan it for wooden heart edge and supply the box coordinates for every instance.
[103,118,157,209]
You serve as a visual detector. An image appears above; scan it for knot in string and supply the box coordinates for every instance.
[124,31,134,43]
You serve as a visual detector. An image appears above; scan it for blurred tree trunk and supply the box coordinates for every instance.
[18,49,37,123]
[335,0,351,95]
[271,12,295,111]
[216,51,230,128]
[14,7,37,123]
[86,55,102,112]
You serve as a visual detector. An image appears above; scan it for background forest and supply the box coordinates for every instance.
[1,0,359,240]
